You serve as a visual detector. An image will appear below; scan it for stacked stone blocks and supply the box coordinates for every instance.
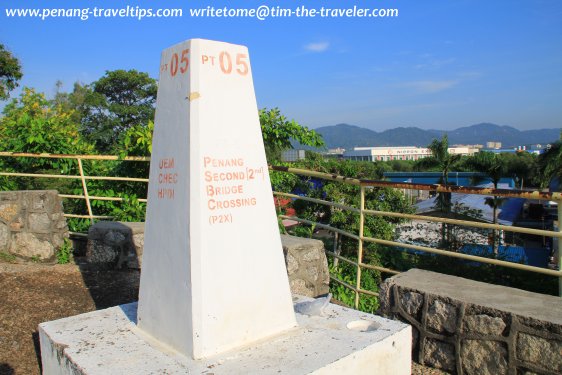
[85,223,330,298]
[280,234,330,297]
[0,190,69,262]
[380,269,562,375]
[86,221,145,269]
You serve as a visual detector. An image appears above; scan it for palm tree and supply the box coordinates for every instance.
[427,134,462,188]
[423,135,462,247]
[467,152,507,255]
[484,197,506,255]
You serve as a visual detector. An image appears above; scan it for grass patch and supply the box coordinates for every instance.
[0,251,17,263]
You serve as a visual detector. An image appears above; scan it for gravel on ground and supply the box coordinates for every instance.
[0,260,449,374]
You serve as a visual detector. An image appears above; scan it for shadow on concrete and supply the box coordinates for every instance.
[0,363,15,375]
[76,261,140,310]
[119,302,139,324]
[73,225,141,310]
[32,332,42,374]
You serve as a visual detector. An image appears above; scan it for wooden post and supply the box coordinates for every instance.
[355,186,366,309]
[77,158,94,224]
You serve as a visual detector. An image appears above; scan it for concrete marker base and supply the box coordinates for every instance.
[39,297,411,375]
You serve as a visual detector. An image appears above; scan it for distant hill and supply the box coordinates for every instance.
[314,123,560,149]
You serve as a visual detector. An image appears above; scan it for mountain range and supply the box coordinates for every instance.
[313,123,560,150]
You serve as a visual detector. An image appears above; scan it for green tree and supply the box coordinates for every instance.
[0,44,23,100]
[417,135,462,247]
[80,70,157,152]
[110,120,154,198]
[425,134,462,187]
[259,108,324,162]
[53,81,91,125]
[538,132,562,189]
[500,152,537,189]
[466,151,508,254]
[385,159,415,172]
[0,88,95,193]
[0,88,93,156]
[119,120,154,157]
[468,152,506,187]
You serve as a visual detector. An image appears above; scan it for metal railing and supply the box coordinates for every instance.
[1,152,561,302]
[270,166,562,303]
[0,152,149,226]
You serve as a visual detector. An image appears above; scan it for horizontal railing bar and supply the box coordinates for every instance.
[83,176,149,182]
[325,251,358,267]
[278,189,559,240]
[357,287,379,297]
[325,251,400,275]
[270,165,362,186]
[0,152,150,161]
[274,192,360,213]
[1,172,78,179]
[58,194,147,203]
[359,180,562,201]
[278,215,360,241]
[362,236,562,277]
[69,232,88,238]
[271,164,562,201]
[63,214,113,219]
[329,275,358,292]
[363,208,562,239]
[0,171,148,183]
[58,194,85,199]
[277,214,560,277]
[359,262,401,275]
[329,276,379,298]
[274,176,560,247]
[63,214,91,218]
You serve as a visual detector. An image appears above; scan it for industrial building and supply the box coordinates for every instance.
[343,145,480,162]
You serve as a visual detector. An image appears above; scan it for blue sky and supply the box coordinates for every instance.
[1,0,561,131]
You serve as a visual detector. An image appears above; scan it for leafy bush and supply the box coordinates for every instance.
[273,157,415,312]
[0,88,94,159]
[111,194,146,222]
[259,108,324,162]
[0,88,95,198]
[67,218,91,233]
[56,238,74,264]
[329,259,379,313]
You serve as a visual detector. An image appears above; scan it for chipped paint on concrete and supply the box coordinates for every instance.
[40,297,411,375]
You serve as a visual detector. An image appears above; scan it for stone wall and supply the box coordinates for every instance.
[280,234,330,298]
[379,269,562,375]
[85,222,330,297]
[0,190,69,263]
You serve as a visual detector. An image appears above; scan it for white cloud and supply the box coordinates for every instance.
[415,57,456,70]
[304,42,329,52]
[396,80,459,93]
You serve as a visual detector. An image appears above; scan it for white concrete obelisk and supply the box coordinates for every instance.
[137,39,297,359]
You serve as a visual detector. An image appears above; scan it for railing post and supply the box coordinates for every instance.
[355,186,366,309]
[77,158,94,224]
[333,232,340,268]
[558,202,562,297]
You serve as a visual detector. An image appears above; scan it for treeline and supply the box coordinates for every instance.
[0,50,324,230]
[0,71,159,231]
[367,149,541,189]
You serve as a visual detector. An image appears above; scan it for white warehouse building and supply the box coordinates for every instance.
[343,146,479,162]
